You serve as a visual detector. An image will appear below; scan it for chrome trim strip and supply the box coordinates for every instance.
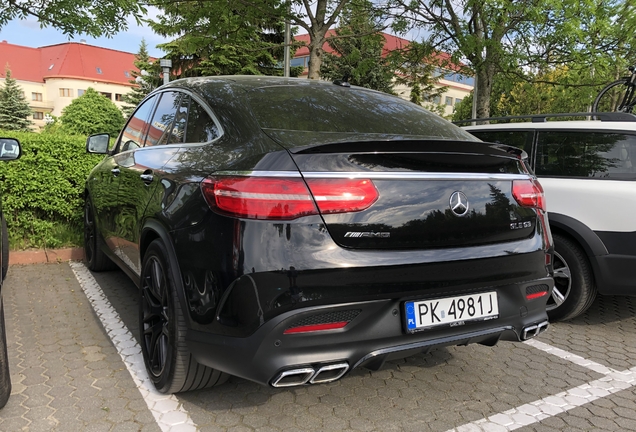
[213,170,530,181]
[302,172,531,181]
[213,170,302,177]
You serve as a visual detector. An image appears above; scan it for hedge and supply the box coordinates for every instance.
[0,130,103,249]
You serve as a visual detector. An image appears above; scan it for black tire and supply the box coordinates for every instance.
[139,239,227,394]
[84,199,115,272]
[1,217,8,281]
[0,297,12,409]
[547,234,597,321]
[592,79,634,113]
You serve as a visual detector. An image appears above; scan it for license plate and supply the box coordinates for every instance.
[404,291,499,333]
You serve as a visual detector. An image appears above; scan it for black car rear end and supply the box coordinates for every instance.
[87,76,553,392]
[168,80,554,387]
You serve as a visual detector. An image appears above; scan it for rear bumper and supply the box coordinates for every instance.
[186,276,553,387]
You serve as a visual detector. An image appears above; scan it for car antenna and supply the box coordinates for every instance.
[333,74,351,87]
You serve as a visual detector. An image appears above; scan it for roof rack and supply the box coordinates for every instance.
[453,112,636,125]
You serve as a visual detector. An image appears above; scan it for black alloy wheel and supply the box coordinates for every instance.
[84,200,114,271]
[141,252,171,380]
[547,234,597,321]
[139,239,227,394]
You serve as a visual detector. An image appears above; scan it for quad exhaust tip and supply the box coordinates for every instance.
[521,320,549,340]
[271,362,349,388]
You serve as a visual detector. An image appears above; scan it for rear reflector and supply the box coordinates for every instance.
[283,322,349,334]
[512,179,546,212]
[527,291,549,300]
[526,284,550,300]
[201,176,378,220]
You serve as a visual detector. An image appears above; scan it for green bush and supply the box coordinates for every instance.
[60,88,125,137]
[0,130,103,249]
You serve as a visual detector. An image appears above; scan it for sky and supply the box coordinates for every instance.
[0,10,169,58]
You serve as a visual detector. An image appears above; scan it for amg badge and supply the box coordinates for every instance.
[344,232,391,238]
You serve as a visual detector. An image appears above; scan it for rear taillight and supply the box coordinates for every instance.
[512,179,546,212]
[201,176,378,220]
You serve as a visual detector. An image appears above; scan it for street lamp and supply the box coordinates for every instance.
[160,59,172,85]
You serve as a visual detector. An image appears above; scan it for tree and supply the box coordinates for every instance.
[320,0,395,93]
[390,0,636,119]
[0,66,33,131]
[1,0,144,37]
[59,88,124,136]
[121,39,161,117]
[388,41,447,113]
[290,0,355,79]
[149,1,290,77]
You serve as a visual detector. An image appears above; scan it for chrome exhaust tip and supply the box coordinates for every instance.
[271,368,315,388]
[522,320,549,340]
[309,363,349,384]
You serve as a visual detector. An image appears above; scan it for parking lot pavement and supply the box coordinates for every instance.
[2,262,636,431]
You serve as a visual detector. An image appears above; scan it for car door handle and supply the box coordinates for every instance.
[111,168,120,176]
[140,173,154,184]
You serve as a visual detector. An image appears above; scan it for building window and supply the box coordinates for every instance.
[78,89,85,97]
[59,88,72,97]
[115,93,123,102]
[456,98,463,105]
[100,92,112,100]
[433,95,441,104]
[291,56,309,67]
[445,96,453,106]
[33,112,44,120]
[32,92,43,101]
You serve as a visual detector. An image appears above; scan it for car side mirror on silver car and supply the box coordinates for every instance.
[0,138,22,161]
[86,134,110,154]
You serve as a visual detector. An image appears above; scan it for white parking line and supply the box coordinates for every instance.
[447,339,635,431]
[69,262,198,432]
[524,339,618,375]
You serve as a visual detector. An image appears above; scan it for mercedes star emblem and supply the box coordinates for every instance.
[449,191,469,217]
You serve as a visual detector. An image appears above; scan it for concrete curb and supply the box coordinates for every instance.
[8,247,84,265]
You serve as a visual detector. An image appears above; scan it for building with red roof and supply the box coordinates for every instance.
[0,40,139,128]
[293,32,474,116]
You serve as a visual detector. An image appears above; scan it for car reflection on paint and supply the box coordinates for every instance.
[0,137,22,408]
[83,76,554,394]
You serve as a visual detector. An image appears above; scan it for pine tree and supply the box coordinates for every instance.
[0,65,33,131]
[320,0,395,94]
[121,39,161,117]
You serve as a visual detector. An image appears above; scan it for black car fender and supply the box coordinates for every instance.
[140,219,192,325]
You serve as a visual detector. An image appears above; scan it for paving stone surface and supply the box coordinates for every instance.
[0,263,160,432]
[3,263,636,431]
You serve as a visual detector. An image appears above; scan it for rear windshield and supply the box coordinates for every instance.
[246,85,478,141]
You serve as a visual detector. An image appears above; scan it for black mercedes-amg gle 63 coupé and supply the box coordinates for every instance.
[84,76,554,393]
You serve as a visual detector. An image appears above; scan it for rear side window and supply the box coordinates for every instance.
[536,131,636,179]
[185,99,220,143]
[145,92,181,147]
[469,130,534,154]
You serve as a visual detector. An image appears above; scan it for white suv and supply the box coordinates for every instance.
[463,112,636,321]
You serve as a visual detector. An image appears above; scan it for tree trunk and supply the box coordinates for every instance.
[307,40,324,80]
[475,64,496,122]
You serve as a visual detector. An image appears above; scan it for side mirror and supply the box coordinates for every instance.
[0,138,22,161]
[86,133,110,154]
